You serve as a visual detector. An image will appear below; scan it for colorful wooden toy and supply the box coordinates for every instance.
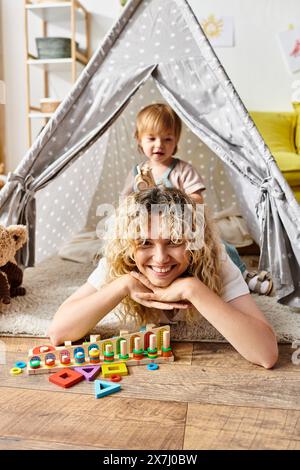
[15,361,26,369]
[27,324,174,375]
[133,336,144,360]
[32,344,55,355]
[147,363,159,371]
[110,374,122,382]
[10,367,22,375]
[119,339,129,360]
[73,365,101,381]
[94,380,121,399]
[147,334,158,359]
[162,330,173,357]
[48,368,84,389]
[103,344,114,363]
[101,362,128,378]
[29,358,41,369]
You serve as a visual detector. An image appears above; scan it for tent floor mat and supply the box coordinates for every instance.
[0,255,299,342]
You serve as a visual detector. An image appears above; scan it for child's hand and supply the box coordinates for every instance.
[124,273,190,310]
[129,271,194,307]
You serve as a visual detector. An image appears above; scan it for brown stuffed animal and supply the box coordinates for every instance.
[0,224,28,304]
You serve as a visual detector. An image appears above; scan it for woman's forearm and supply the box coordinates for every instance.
[186,279,278,368]
[49,277,128,344]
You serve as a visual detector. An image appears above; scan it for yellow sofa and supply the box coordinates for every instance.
[250,104,300,203]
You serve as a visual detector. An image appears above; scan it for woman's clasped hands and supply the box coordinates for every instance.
[127,271,194,310]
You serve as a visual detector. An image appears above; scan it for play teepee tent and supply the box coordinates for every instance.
[0,0,300,308]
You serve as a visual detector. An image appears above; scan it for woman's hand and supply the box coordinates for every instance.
[129,271,195,306]
[124,273,190,310]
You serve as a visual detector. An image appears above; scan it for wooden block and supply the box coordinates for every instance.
[149,334,157,350]
[163,330,170,349]
[119,330,129,336]
[101,362,128,378]
[73,365,101,381]
[48,368,84,389]
[94,380,121,399]
[32,344,55,355]
[89,334,101,342]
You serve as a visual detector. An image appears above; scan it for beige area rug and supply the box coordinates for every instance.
[0,256,299,342]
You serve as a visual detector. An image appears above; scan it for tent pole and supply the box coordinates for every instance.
[71,0,76,83]
[42,19,49,98]
[24,0,32,148]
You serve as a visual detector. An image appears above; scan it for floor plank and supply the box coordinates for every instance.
[184,403,300,450]
[192,343,297,371]
[0,387,187,450]
[113,365,300,410]
[0,336,47,353]
[173,341,194,365]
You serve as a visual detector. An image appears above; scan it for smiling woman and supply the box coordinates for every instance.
[103,187,219,322]
[48,187,278,369]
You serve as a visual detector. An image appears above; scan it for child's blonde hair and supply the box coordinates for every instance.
[135,103,182,154]
[104,187,223,327]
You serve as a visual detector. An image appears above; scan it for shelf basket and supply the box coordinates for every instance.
[36,37,77,59]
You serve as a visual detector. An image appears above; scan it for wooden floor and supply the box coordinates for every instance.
[0,337,300,450]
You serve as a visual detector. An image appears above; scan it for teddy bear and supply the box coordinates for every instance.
[0,224,28,305]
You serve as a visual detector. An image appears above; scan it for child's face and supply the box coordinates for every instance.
[139,130,177,165]
[134,238,190,287]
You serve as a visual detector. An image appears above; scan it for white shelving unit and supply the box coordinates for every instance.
[24,0,90,146]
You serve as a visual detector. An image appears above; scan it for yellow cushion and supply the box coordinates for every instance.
[250,110,300,202]
[292,102,300,154]
[250,111,297,153]
[293,188,300,204]
[272,151,300,179]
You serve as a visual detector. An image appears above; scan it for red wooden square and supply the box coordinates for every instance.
[49,368,84,388]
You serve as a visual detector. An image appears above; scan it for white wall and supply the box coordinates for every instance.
[1,0,300,171]
[189,0,300,112]
[2,0,28,171]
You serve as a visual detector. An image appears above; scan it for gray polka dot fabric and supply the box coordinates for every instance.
[0,0,299,307]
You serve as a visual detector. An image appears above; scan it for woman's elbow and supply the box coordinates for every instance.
[261,352,278,369]
[48,324,65,347]
[260,343,279,369]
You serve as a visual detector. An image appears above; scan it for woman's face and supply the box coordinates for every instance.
[134,238,190,287]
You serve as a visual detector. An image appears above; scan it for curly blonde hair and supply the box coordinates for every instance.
[104,187,223,326]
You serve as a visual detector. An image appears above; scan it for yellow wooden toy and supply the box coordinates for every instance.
[101,362,128,379]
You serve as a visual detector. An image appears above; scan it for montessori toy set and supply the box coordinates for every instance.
[11,324,174,398]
